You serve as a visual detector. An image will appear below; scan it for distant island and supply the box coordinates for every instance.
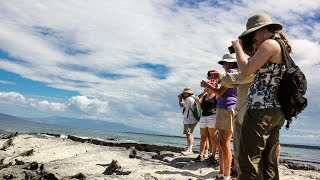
[0,112,160,135]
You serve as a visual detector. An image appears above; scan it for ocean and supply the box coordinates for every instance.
[1,118,319,168]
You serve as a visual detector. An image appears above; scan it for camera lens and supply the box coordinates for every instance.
[228,46,235,54]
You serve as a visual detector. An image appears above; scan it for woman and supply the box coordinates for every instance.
[232,13,288,179]
[201,54,237,180]
[194,80,218,163]
[208,68,254,177]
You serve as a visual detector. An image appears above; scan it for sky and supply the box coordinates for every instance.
[0,0,319,146]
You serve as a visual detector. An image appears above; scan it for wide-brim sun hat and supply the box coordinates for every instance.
[239,13,282,38]
[181,87,193,94]
[218,54,237,65]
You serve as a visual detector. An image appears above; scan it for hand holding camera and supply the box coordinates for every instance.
[228,32,255,55]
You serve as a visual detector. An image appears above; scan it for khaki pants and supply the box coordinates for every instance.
[239,108,285,180]
[233,112,241,171]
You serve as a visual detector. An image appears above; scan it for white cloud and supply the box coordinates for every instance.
[0,92,108,116]
[67,96,109,114]
[29,99,65,112]
[0,0,319,136]
[0,92,26,105]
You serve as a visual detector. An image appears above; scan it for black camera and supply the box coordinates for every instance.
[228,46,235,54]
[228,33,255,55]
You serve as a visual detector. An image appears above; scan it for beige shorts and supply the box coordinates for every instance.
[215,108,235,131]
[183,123,197,134]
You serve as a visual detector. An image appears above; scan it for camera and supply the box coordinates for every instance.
[228,46,235,54]
[228,33,255,55]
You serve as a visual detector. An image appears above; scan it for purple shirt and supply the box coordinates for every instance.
[217,69,237,109]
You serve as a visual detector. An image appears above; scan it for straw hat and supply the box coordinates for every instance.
[218,54,237,65]
[181,87,193,95]
[239,13,282,38]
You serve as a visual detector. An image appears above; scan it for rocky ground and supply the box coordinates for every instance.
[0,132,319,180]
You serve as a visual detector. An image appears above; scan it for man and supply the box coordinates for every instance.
[178,87,198,155]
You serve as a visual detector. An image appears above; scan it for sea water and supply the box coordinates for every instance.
[1,119,319,168]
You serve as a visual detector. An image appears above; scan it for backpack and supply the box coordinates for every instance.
[273,35,308,129]
[182,95,202,122]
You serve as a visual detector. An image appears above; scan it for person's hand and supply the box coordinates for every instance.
[232,39,243,51]
[177,94,182,98]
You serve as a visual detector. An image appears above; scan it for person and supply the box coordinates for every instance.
[208,69,254,177]
[193,80,218,163]
[232,13,288,179]
[178,87,198,155]
[201,54,237,180]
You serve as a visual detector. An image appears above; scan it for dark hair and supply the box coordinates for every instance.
[207,71,211,78]
[240,32,255,56]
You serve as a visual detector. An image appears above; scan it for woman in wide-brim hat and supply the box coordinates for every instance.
[232,13,290,179]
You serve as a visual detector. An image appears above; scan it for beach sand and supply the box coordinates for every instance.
[0,134,319,180]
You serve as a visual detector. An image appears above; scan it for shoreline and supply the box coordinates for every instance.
[122,131,320,150]
[0,132,320,179]
[2,131,320,168]
[22,132,320,170]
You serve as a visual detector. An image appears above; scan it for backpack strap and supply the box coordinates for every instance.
[271,34,296,68]
[186,108,190,118]
[185,95,196,118]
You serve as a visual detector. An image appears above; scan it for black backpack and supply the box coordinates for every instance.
[273,35,308,129]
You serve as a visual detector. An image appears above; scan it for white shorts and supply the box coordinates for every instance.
[199,114,217,128]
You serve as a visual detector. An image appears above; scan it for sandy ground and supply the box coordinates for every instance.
[0,134,319,180]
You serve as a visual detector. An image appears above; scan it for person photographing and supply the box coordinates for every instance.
[232,13,288,180]
[178,87,198,155]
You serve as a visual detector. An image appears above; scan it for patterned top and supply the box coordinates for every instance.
[248,61,285,109]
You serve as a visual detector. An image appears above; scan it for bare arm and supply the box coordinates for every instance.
[194,96,202,111]
[233,39,281,76]
[197,91,207,101]
[195,91,207,111]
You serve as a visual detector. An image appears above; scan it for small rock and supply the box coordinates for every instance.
[71,172,86,179]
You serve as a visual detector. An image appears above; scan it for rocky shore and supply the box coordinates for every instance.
[0,132,319,179]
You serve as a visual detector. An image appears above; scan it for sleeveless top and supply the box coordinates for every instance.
[248,61,285,109]
[201,94,217,116]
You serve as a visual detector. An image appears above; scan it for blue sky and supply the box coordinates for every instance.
[0,0,319,145]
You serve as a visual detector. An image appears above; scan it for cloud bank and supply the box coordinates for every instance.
[0,0,319,143]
